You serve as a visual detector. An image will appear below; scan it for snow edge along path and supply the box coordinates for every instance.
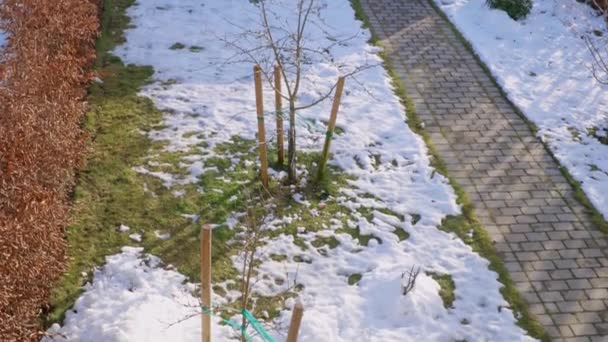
[434,0,608,219]
[45,1,536,341]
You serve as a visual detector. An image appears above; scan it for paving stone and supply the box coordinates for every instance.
[544,280,569,291]
[576,312,602,324]
[551,270,574,280]
[539,291,564,302]
[580,300,605,311]
[571,324,598,336]
[361,0,608,339]
[558,301,584,313]
[563,290,586,300]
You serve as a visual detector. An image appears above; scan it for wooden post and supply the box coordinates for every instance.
[317,76,345,181]
[201,224,212,342]
[286,301,304,342]
[254,65,269,187]
[274,65,284,166]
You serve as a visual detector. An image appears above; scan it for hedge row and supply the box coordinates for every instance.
[0,0,100,340]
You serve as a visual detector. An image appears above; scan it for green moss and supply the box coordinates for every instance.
[349,2,549,341]
[427,272,455,309]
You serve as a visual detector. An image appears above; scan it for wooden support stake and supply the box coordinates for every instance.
[274,65,284,166]
[286,301,304,342]
[201,224,212,342]
[317,76,345,181]
[254,65,269,187]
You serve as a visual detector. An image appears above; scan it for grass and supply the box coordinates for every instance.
[190,45,205,53]
[559,167,608,234]
[349,1,550,341]
[427,272,455,309]
[348,273,362,286]
[486,0,532,20]
[46,0,245,324]
[169,42,186,50]
[46,0,411,326]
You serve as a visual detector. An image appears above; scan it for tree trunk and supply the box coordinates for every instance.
[287,101,297,183]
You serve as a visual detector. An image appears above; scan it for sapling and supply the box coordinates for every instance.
[222,0,376,184]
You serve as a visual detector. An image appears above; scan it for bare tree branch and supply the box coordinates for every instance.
[295,63,379,111]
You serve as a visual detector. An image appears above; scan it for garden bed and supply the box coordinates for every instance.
[43,0,539,341]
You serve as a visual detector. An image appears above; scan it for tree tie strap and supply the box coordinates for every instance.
[200,306,275,342]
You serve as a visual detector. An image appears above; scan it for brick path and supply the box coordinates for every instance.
[360,0,608,340]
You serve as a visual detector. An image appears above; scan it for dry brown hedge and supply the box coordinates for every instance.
[0,0,100,340]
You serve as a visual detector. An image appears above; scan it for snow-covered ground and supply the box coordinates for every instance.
[435,0,608,218]
[44,0,536,341]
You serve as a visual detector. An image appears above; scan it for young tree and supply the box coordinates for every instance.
[222,0,373,184]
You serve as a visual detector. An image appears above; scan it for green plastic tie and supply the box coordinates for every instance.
[200,306,276,342]
[201,306,253,341]
[326,130,333,139]
[242,309,276,342]
[257,116,264,122]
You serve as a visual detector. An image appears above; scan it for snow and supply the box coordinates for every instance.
[43,247,234,341]
[434,0,608,218]
[45,0,536,341]
[129,233,142,242]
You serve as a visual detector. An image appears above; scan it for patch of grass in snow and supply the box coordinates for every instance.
[350,1,550,341]
[558,166,608,234]
[350,0,378,45]
[410,213,421,225]
[348,273,362,286]
[311,236,339,249]
[568,127,582,142]
[190,45,205,53]
[426,272,455,309]
[549,130,608,234]
[169,42,186,50]
[588,126,608,145]
[486,0,532,21]
[439,209,550,340]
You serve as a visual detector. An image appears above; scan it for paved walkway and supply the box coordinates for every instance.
[361,0,608,340]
